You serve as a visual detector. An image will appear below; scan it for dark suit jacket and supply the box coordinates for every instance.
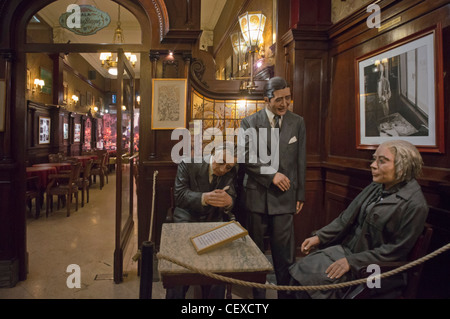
[173,155,237,223]
[239,109,306,215]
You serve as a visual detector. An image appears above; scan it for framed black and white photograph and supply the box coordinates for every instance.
[63,122,69,140]
[74,123,81,142]
[151,78,187,130]
[356,25,444,153]
[38,116,51,144]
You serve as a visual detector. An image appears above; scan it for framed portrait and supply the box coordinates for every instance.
[356,24,444,153]
[74,123,81,142]
[26,69,31,91]
[151,78,187,130]
[63,122,69,140]
[40,67,52,95]
[38,116,51,144]
[63,82,68,104]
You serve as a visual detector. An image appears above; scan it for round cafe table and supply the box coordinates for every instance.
[72,155,98,166]
[26,166,57,190]
[32,162,72,173]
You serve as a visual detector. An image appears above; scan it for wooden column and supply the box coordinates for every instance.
[281,0,331,253]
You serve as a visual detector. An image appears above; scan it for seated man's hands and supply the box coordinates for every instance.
[204,189,232,208]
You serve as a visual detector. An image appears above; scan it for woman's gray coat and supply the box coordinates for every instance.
[289,179,428,298]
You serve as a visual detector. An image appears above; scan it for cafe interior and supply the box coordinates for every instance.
[0,0,449,300]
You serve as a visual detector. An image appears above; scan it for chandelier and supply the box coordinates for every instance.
[99,5,137,76]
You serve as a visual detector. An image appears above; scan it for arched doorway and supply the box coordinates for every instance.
[6,0,164,284]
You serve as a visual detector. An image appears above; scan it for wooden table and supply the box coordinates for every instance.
[158,222,273,298]
[26,166,57,190]
[32,162,72,173]
[72,155,97,166]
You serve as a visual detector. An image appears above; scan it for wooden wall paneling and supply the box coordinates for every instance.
[294,166,325,254]
[281,27,330,251]
[26,101,59,164]
[139,161,177,249]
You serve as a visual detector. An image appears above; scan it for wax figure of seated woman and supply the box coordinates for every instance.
[288,140,428,299]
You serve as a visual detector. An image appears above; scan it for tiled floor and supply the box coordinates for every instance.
[0,170,275,299]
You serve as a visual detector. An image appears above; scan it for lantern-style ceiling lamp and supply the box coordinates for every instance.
[230,32,248,55]
[238,11,266,51]
[99,4,137,76]
[238,11,266,93]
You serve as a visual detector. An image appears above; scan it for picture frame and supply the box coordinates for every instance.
[26,69,31,91]
[63,122,69,140]
[63,82,68,104]
[39,67,52,95]
[38,116,51,144]
[74,123,81,142]
[151,78,187,130]
[355,24,444,153]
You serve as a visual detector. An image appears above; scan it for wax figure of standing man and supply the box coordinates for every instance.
[239,76,306,299]
[288,140,428,299]
[166,142,238,299]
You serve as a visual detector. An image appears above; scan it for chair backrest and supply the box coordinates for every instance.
[403,223,433,298]
[84,159,93,179]
[70,163,82,184]
[49,154,60,163]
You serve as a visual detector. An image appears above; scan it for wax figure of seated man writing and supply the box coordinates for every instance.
[166,142,238,299]
[288,140,429,299]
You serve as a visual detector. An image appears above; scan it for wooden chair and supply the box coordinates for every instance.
[166,186,175,223]
[345,223,433,299]
[48,153,60,163]
[77,159,93,207]
[26,175,40,218]
[91,153,107,189]
[45,163,81,217]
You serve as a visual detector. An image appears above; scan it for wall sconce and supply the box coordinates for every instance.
[71,94,79,106]
[33,78,45,93]
[238,11,266,93]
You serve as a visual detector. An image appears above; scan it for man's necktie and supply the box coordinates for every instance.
[210,174,218,189]
[273,115,280,129]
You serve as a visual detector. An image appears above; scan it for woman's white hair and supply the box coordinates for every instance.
[380,140,423,182]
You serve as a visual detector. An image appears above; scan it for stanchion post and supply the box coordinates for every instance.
[139,241,154,299]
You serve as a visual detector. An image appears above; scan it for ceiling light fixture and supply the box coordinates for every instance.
[99,4,137,76]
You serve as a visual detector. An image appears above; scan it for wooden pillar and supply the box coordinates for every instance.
[280,0,331,253]
[149,51,160,159]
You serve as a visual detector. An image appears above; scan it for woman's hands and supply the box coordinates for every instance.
[301,235,350,279]
[325,258,350,279]
[301,235,320,255]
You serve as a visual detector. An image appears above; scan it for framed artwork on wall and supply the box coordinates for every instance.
[38,116,51,144]
[63,122,69,140]
[151,78,187,130]
[355,24,444,153]
[40,67,52,95]
[74,123,81,142]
